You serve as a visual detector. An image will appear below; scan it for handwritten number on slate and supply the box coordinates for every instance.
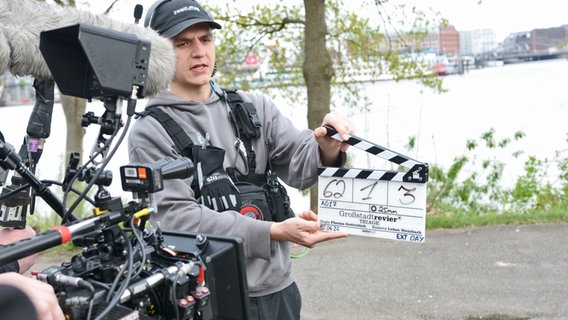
[398,185,416,205]
[360,181,378,200]
[323,179,346,199]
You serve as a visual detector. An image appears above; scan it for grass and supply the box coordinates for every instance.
[426,210,568,230]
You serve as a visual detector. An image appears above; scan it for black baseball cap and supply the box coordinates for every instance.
[146,0,222,38]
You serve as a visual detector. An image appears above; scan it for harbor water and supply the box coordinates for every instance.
[351,58,568,186]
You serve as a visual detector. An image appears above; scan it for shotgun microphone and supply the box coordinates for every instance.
[0,0,175,97]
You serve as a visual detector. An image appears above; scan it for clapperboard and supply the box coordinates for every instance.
[318,125,428,243]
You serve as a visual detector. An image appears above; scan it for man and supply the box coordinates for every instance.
[129,0,354,318]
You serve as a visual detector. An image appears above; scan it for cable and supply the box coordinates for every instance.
[86,298,95,320]
[94,228,134,320]
[59,128,113,223]
[41,179,96,206]
[171,272,181,320]
[290,244,310,259]
[0,183,29,201]
[128,217,147,279]
[62,111,133,223]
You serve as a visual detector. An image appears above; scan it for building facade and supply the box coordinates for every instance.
[459,29,498,55]
[438,25,460,56]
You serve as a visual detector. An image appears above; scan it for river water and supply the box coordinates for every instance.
[357,58,568,184]
[1,58,568,214]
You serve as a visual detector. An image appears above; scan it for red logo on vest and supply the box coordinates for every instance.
[239,205,263,220]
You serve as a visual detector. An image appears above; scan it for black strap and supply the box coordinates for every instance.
[139,90,263,176]
[224,90,261,140]
[223,89,261,172]
[142,108,194,157]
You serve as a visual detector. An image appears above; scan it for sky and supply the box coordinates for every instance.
[387,0,568,41]
[92,0,568,43]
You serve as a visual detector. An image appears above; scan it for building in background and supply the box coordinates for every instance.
[495,25,568,64]
[438,25,460,56]
[459,29,498,55]
[0,73,35,107]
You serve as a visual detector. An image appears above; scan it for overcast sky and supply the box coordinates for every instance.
[390,0,568,41]
[95,0,568,42]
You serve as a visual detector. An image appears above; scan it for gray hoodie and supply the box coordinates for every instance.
[127,83,329,297]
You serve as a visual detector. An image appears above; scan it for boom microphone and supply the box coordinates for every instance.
[0,0,175,96]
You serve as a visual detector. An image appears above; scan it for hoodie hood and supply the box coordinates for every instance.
[145,88,222,111]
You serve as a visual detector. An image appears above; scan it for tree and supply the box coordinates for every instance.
[59,95,86,163]
[211,0,444,210]
[303,0,333,209]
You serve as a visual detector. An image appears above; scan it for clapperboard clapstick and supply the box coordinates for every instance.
[317,125,429,243]
[321,124,428,182]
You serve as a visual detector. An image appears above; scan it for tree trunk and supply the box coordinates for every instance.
[60,95,86,165]
[303,0,333,211]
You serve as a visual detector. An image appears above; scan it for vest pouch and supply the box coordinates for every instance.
[264,178,294,222]
[235,182,271,221]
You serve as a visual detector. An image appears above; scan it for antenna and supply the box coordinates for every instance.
[133,4,143,24]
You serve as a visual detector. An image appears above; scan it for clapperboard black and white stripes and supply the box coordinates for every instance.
[317,125,429,243]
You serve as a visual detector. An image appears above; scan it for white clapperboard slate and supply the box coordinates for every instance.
[318,125,429,243]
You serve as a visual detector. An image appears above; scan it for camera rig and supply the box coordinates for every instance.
[0,21,251,320]
[0,164,249,319]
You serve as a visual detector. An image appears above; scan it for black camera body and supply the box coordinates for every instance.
[36,226,250,320]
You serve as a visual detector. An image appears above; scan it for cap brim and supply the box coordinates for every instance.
[162,18,222,38]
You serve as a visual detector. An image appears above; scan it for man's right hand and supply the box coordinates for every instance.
[270,210,348,247]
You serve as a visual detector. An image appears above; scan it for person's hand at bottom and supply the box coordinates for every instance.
[270,210,348,247]
[0,272,65,320]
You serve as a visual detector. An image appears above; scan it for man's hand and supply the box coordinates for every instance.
[270,210,348,248]
[313,112,355,166]
[0,272,64,320]
[0,226,38,273]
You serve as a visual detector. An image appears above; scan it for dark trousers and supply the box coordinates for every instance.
[249,282,302,320]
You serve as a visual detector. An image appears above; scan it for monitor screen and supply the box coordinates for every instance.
[159,230,251,320]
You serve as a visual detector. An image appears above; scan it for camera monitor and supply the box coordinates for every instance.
[39,23,150,99]
[159,230,251,320]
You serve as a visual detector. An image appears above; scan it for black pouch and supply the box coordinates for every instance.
[235,182,271,221]
[264,172,294,222]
